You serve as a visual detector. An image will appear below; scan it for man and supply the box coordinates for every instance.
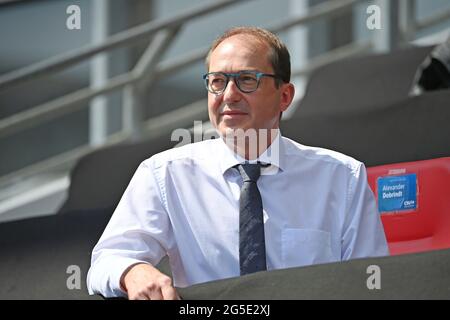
[87,27,389,300]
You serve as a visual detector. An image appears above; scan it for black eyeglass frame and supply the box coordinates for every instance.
[202,70,280,95]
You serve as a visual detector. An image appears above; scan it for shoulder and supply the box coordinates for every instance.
[281,136,363,173]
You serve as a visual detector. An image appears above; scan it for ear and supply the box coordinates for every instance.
[279,83,295,112]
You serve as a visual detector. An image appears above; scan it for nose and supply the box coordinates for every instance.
[222,77,242,103]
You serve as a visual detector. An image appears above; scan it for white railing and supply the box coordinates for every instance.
[0,0,448,189]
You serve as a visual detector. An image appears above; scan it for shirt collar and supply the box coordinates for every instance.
[217,129,286,175]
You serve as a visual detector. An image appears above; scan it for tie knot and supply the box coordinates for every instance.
[237,163,261,182]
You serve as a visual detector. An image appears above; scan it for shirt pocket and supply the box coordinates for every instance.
[281,228,336,268]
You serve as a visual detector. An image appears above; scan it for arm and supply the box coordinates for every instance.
[87,160,178,299]
[341,162,390,260]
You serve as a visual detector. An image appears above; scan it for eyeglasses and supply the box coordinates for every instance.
[203,70,279,95]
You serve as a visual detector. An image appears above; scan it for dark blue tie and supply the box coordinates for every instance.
[236,163,267,275]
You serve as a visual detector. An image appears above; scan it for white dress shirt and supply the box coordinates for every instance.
[87,131,389,297]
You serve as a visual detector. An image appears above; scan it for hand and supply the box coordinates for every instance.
[121,263,180,300]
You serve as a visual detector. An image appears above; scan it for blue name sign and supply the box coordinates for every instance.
[377,174,417,213]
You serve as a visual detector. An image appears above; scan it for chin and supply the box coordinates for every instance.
[218,126,235,137]
[221,125,248,133]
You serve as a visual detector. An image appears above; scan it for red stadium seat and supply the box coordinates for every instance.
[367,157,450,255]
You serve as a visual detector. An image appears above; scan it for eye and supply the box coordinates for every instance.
[210,78,225,88]
[211,78,225,85]
[239,74,257,84]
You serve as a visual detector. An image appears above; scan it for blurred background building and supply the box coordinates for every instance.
[0,0,449,223]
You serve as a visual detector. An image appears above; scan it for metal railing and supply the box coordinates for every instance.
[0,0,247,138]
[0,0,449,189]
[0,0,245,91]
[0,0,364,140]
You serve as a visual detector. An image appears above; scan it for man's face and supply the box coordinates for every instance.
[207,35,294,138]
